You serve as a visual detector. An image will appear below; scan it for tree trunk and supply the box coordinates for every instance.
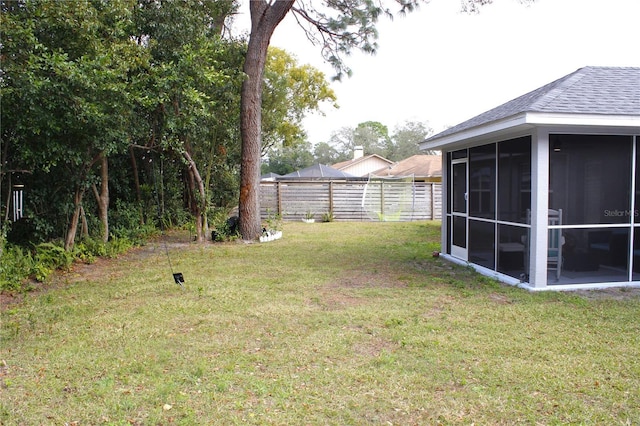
[65,186,85,251]
[238,0,294,241]
[0,138,6,222]
[92,154,110,243]
[130,146,141,204]
[3,172,11,222]
[80,206,89,238]
[183,148,206,242]
[129,146,144,225]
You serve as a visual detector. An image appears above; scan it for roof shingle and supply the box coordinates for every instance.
[371,155,442,178]
[427,66,640,141]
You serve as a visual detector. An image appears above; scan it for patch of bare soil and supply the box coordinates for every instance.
[331,270,408,289]
[310,269,408,311]
[574,287,640,300]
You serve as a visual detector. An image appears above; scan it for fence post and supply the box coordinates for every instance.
[277,181,282,216]
[329,181,334,214]
[380,181,385,219]
[430,182,435,220]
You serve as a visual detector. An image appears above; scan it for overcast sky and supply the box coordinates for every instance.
[235,0,640,143]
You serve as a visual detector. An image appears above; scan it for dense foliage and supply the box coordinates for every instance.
[0,0,337,291]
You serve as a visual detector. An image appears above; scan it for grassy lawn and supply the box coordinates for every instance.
[1,221,640,425]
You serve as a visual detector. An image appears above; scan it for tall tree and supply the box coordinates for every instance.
[389,120,434,159]
[261,47,337,155]
[263,142,315,176]
[239,1,293,240]
[313,142,342,165]
[237,0,517,239]
[238,0,424,240]
[354,121,391,158]
[1,0,146,249]
[132,0,240,242]
[239,0,418,240]
[327,127,356,162]
[325,122,392,160]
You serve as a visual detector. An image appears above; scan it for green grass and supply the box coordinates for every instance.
[1,221,640,425]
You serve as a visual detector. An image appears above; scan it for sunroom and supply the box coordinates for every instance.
[420,66,640,290]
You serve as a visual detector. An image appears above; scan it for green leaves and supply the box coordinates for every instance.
[291,0,425,80]
[262,47,337,153]
[3,0,144,169]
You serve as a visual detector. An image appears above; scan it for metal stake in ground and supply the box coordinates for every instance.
[162,237,184,289]
[149,151,185,289]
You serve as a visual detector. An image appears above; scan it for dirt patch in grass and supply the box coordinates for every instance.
[487,292,513,304]
[314,291,363,311]
[352,334,397,357]
[574,287,640,300]
[312,269,408,311]
[333,270,408,289]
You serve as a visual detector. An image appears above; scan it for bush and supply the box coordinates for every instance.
[105,236,133,258]
[0,245,34,291]
[33,242,75,281]
[111,200,160,245]
[0,242,75,289]
[322,211,335,222]
[36,242,75,270]
[75,238,108,260]
[209,209,239,242]
[0,215,159,293]
[75,235,136,261]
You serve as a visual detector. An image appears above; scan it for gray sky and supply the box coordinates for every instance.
[238,0,640,143]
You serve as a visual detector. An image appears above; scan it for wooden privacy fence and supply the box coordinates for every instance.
[260,180,442,222]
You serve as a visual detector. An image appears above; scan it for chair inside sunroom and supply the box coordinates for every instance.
[547,209,564,281]
[523,209,565,282]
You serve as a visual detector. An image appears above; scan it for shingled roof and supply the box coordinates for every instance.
[425,66,640,143]
[280,163,355,179]
[371,155,442,178]
[332,154,393,171]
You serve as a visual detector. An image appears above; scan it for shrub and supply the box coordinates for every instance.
[111,200,160,245]
[34,242,74,281]
[322,211,335,222]
[0,231,75,290]
[0,245,34,291]
[75,235,136,261]
[105,236,133,258]
[75,237,108,259]
[0,214,154,292]
[36,242,74,270]
[264,209,282,231]
[210,209,239,242]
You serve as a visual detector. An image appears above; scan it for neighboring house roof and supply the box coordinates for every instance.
[371,155,442,178]
[280,163,356,179]
[332,154,394,177]
[422,66,640,149]
[333,153,393,170]
[261,172,282,181]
